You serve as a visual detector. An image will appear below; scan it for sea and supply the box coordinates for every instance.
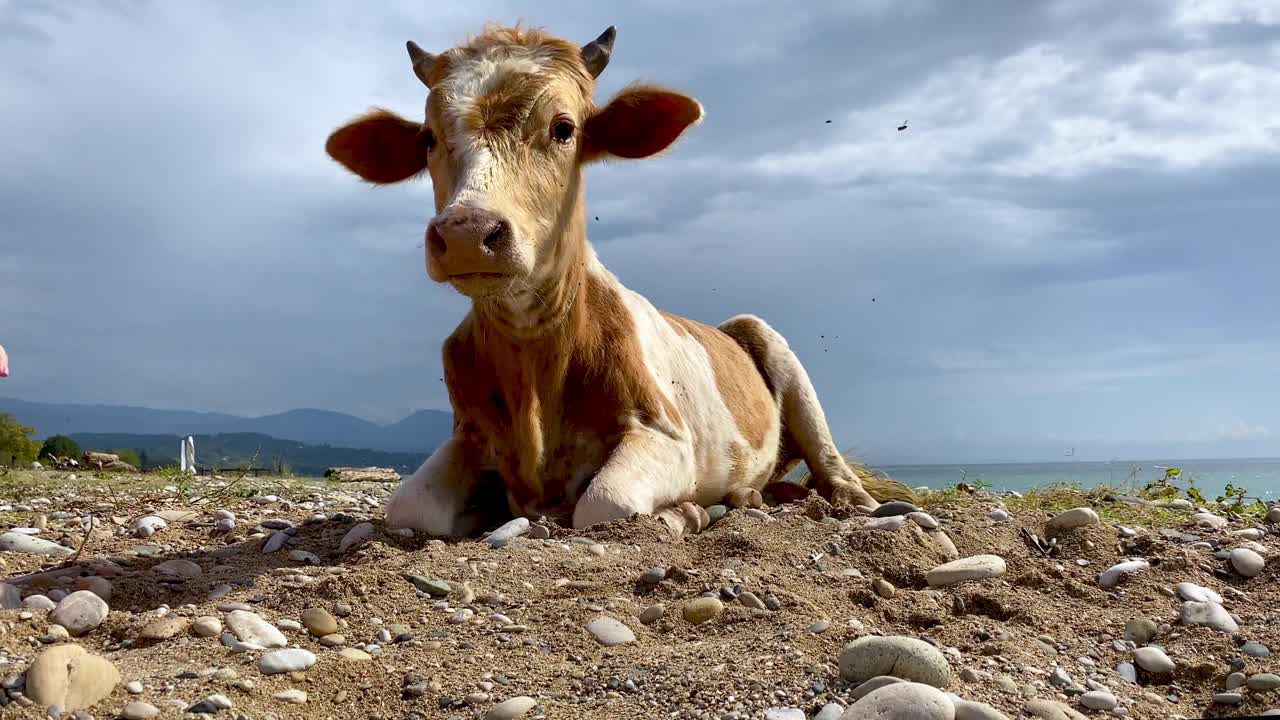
[873,457,1280,500]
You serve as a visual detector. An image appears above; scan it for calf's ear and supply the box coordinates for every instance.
[582,84,703,162]
[325,108,430,184]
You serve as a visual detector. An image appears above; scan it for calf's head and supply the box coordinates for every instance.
[326,24,703,298]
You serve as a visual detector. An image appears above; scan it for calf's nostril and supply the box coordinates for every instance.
[427,225,447,256]
[482,221,509,251]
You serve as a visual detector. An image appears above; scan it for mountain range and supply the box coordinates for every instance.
[0,397,453,454]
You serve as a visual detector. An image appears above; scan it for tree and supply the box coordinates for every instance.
[109,448,142,469]
[0,413,41,467]
[39,434,82,461]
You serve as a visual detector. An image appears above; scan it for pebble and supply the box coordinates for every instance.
[872,578,896,598]
[851,676,902,700]
[192,616,222,637]
[301,607,338,637]
[1133,646,1175,673]
[288,549,321,565]
[989,510,1010,522]
[0,531,74,556]
[1181,600,1239,633]
[1024,699,1089,720]
[1176,582,1222,604]
[484,696,539,719]
[225,610,288,648]
[126,681,144,694]
[1116,663,1137,683]
[1193,512,1228,529]
[1243,641,1272,657]
[1269,506,1280,523]
[954,700,1011,720]
[1213,692,1243,705]
[1123,618,1158,643]
[1249,673,1280,691]
[1226,672,1247,690]
[339,648,372,661]
[1230,548,1265,577]
[131,516,167,537]
[273,689,308,704]
[121,701,159,719]
[24,594,57,610]
[839,635,951,687]
[682,597,724,625]
[815,704,844,720]
[872,501,918,517]
[764,709,806,720]
[0,582,20,610]
[926,554,1007,587]
[339,522,374,553]
[259,648,317,674]
[639,603,666,624]
[843,681,954,720]
[189,694,233,713]
[809,620,832,634]
[640,567,667,584]
[483,517,530,547]
[586,616,635,646]
[863,515,906,531]
[1079,691,1118,710]
[139,615,189,641]
[24,645,121,712]
[409,576,452,597]
[907,512,938,529]
[738,592,767,611]
[50,590,109,637]
[1046,507,1099,530]
[262,531,289,553]
[706,505,728,524]
[153,559,202,579]
[1098,559,1149,589]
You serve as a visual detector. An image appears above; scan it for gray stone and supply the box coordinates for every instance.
[1116,662,1137,683]
[153,559,202,579]
[1213,692,1243,705]
[189,694,234,713]
[989,510,1010,522]
[863,516,906,531]
[873,501,918,518]
[338,522,374,553]
[907,512,939,530]
[262,531,288,553]
[640,567,667,584]
[0,532,73,556]
[23,594,56,610]
[1230,548,1265,577]
[1181,600,1238,633]
[1249,673,1280,691]
[1079,691,1117,710]
[1046,507,1099,531]
[1243,641,1272,657]
[816,704,845,720]
[738,592,767,611]
[0,582,19,610]
[926,555,1006,587]
[850,676,902,700]
[586,616,635,646]
[121,701,160,719]
[765,709,806,720]
[1024,699,1089,720]
[706,504,728,524]
[840,682,955,720]
[839,635,951,688]
[1193,512,1228,529]
[192,616,222,637]
[640,604,665,625]
[408,576,451,597]
[1133,646,1175,673]
[483,517,530,547]
[953,701,1010,720]
[1226,672,1247,690]
[259,648,317,674]
[1268,506,1280,524]
[50,590,109,637]
[1124,618,1158,643]
[1098,559,1148,589]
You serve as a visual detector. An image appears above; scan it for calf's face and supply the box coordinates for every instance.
[325,26,704,299]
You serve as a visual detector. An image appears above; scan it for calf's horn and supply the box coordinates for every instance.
[581,26,616,78]
[406,40,436,87]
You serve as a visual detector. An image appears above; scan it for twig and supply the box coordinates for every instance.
[68,514,95,565]
[187,448,262,506]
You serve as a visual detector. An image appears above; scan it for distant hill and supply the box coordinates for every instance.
[67,431,426,476]
[0,397,452,453]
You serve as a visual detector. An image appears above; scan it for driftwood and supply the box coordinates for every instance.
[324,466,401,483]
[79,452,135,472]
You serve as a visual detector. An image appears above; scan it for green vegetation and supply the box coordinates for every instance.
[38,434,82,461]
[0,412,41,467]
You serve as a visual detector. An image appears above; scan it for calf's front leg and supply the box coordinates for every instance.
[385,434,488,537]
[571,431,706,538]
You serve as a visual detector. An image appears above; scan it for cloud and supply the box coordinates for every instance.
[0,0,1276,462]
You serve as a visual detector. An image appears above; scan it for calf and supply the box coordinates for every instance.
[326,23,904,538]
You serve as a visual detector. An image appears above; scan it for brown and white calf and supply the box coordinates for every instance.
[325,23,898,538]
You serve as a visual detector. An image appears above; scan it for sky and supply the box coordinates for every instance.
[1,0,1277,464]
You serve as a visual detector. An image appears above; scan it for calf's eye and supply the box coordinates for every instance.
[550,117,576,144]
[419,128,437,152]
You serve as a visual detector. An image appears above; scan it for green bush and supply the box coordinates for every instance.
[39,434,82,461]
[0,413,41,467]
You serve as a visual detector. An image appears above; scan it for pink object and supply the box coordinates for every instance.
[0,343,8,377]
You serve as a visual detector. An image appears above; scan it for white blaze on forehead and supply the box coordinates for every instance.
[437,46,552,210]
